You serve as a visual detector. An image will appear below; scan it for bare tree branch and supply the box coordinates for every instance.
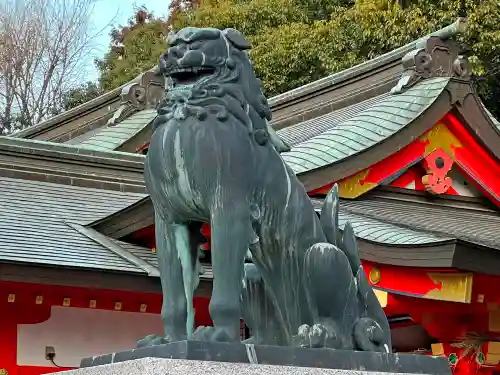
[0,0,115,134]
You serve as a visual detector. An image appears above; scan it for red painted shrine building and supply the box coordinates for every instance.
[2,18,500,375]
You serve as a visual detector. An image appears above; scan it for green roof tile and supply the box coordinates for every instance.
[282,77,450,174]
[80,109,157,151]
[338,209,452,245]
[311,199,453,246]
[339,197,500,250]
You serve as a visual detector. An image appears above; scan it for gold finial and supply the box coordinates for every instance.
[369,268,382,284]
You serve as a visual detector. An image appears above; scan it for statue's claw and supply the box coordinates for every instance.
[293,323,341,349]
[136,333,187,348]
[136,334,168,348]
[192,325,236,343]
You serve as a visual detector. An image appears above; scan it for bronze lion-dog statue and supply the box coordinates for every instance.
[139,27,391,352]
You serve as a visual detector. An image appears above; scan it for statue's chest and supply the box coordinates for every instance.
[146,123,207,217]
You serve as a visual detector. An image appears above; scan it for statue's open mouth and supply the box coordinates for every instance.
[168,67,216,87]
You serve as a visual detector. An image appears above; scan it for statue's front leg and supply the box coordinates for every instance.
[138,213,190,347]
[201,202,251,342]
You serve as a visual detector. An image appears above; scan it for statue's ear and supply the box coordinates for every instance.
[222,28,251,50]
[166,30,178,46]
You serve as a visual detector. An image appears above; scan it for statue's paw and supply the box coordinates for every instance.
[136,334,168,348]
[293,323,341,349]
[242,336,258,344]
[353,317,390,353]
[192,325,235,343]
[136,332,187,348]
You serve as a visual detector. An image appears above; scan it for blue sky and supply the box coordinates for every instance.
[87,0,171,81]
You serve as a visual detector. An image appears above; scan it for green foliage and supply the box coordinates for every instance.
[173,0,310,34]
[96,7,169,91]
[97,0,500,118]
[61,82,102,112]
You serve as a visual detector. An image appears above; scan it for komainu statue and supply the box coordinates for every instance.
[140,26,391,352]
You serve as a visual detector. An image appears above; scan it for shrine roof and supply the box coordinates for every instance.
[0,173,216,279]
[277,94,390,147]
[3,19,500,276]
[278,88,500,157]
[340,194,500,251]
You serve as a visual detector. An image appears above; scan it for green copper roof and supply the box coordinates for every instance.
[338,208,452,245]
[282,77,450,174]
[340,196,500,250]
[80,109,157,151]
[311,199,452,246]
[277,94,390,147]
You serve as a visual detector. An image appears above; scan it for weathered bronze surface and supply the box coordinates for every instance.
[140,26,391,351]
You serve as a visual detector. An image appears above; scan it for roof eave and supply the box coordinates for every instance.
[358,238,457,268]
[0,136,147,193]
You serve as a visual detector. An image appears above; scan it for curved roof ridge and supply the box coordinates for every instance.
[268,18,466,107]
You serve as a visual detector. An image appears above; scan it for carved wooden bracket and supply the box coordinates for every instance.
[391,33,471,94]
[108,71,165,127]
[121,71,165,109]
[422,148,454,195]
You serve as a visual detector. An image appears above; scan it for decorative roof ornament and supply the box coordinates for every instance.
[391,18,471,94]
[107,70,165,127]
[422,148,454,195]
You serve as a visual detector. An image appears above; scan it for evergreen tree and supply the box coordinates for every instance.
[96,0,500,117]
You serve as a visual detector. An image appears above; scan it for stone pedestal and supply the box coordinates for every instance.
[56,357,448,375]
[77,341,450,375]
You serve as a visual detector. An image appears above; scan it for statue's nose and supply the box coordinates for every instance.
[178,50,204,67]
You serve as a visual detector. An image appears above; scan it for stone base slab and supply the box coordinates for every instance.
[57,358,447,375]
[79,341,450,375]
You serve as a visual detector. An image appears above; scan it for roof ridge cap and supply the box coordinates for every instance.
[65,221,160,277]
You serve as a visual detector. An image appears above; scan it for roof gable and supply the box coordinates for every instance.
[309,112,500,205]
[11,69,163,142]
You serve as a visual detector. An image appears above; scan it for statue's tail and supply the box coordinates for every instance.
[318,184,392,352]
[319,184,361,272]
